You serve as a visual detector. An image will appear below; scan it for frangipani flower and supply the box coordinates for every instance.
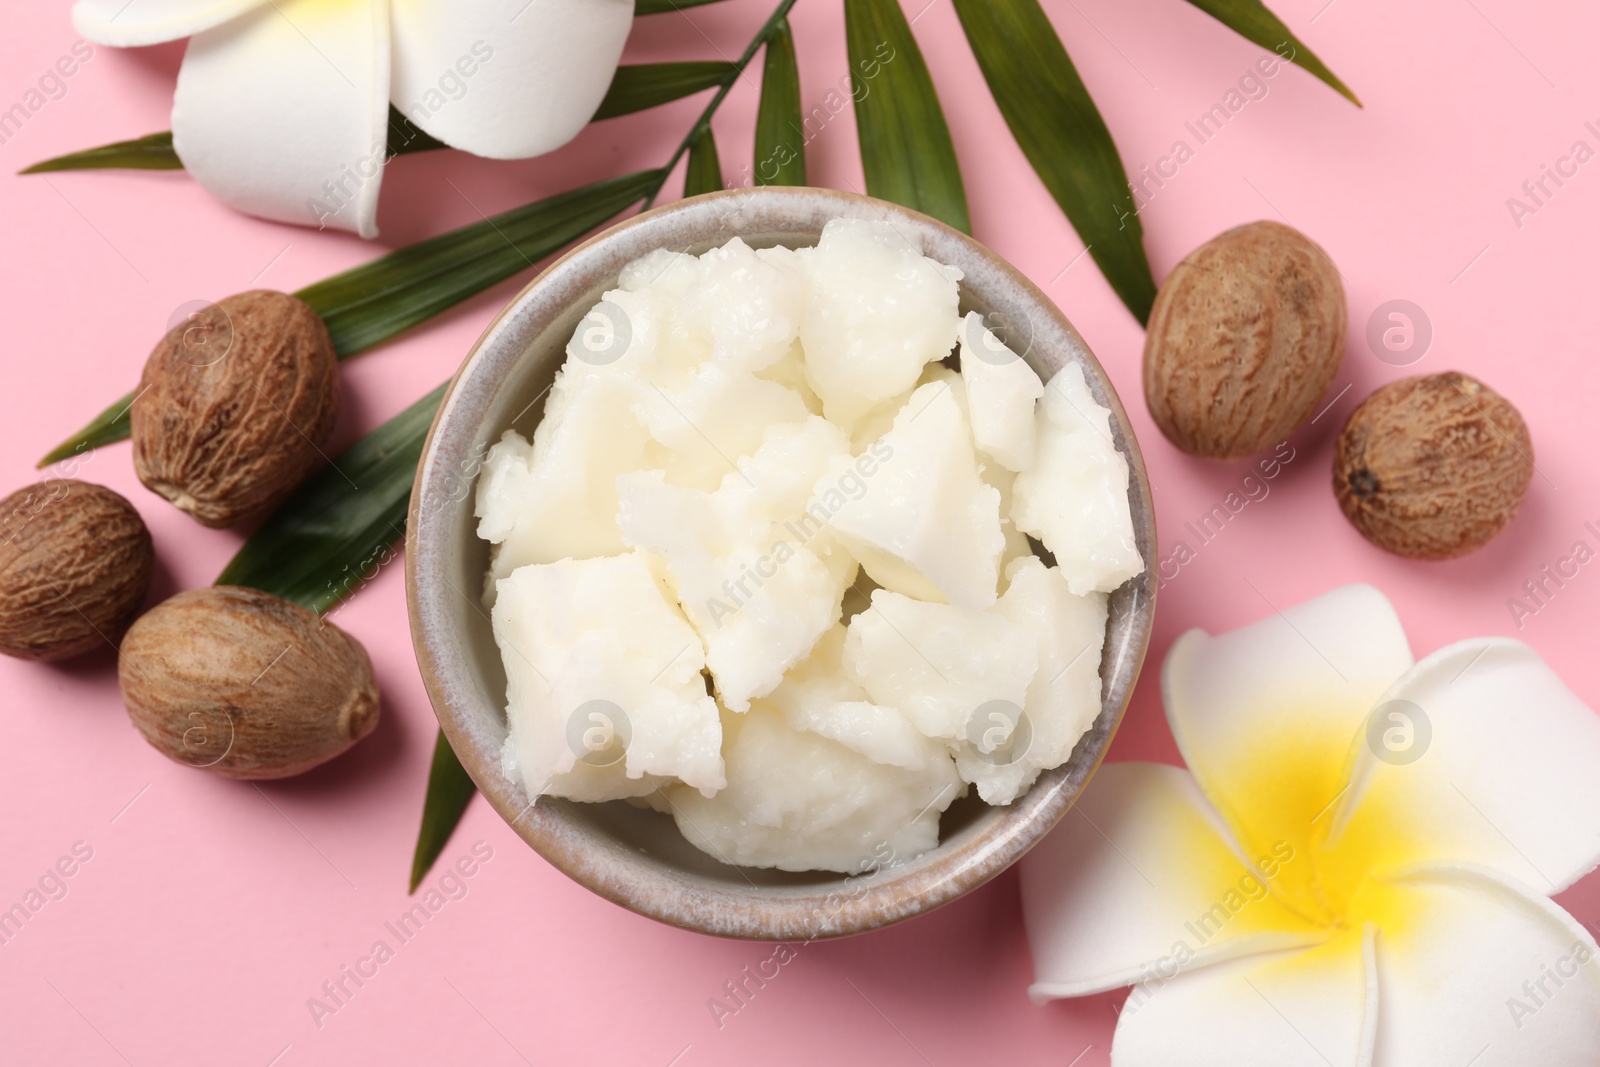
[71,0,634,237]
[1023,584,1600,1064]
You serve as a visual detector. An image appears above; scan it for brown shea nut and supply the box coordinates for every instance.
[1334,373,1533,560]
[132,290,339,528]
[0,479,153,660]
[118,586,379,779]
[1143,220,1347,460]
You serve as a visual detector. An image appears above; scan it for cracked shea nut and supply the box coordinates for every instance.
[1334,372,1533,560]
[132,290,339,528]
[1144,220,1346,459]
[0,479,153,661]
[119,586,379,779]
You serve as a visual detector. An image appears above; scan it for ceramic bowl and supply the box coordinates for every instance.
[405,187,1156,940]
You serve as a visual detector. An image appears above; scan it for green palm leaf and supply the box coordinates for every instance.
[38,392,141,467]
[843,0,970,233]
[951,0,1157,323]
[595,62,738,121]
[684,127,724,196]
[1183,0,1360,105]
[19,131,182,174]
[410,730,479,893]
[39,170,660,466]
[753,17,806,186]
[300,169,661,354]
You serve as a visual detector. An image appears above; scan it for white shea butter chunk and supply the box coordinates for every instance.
[619,247,701,298]
[756,339,823,416]
[799,219,962,426]
[843,588,1037,741]
[475,369,653,589]
[492,552,724,803]
[634,361,811,492]
[716,416,855,544]
[564,284,676,375]
[959,312,1045,471]
[821,382,1004,611]
[956,557,1107,804]
[667,704,962,873]
[1011,362,1145,595]
[765,625,952,773]
[981,462,1034,592]
[727,418,864,594]
[618,418,856,711]
[676,239,806,373]
[847,392,906,454]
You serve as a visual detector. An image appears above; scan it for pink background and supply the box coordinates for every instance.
[4,1,1599,1063]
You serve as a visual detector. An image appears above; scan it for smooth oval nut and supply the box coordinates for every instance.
[118,586,379,779]
[132,290,339,528]
[1143,220,1346,460]
[0,479,153,661]
[1333,372,1533,560]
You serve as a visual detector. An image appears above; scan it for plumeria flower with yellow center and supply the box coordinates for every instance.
[1023,584,1600,1065]
[71,0,634,237]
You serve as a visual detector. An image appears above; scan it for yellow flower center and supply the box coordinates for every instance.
[1209,706,1427,939]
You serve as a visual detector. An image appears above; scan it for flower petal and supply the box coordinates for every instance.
[1111,926,1377,1066]
[1162,584,1412,918]
[389,0,634,160]
[1328,638,1600,895]
[1022,762,1325,1002]
[1366,863,1600,1065]
[72,0,267,46]
[172,0,391,237]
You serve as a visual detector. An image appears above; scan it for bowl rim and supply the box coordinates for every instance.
[405,186,1156,940]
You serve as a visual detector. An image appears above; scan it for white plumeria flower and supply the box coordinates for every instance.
[71,0,634,237]
[1023,584,1600,1065]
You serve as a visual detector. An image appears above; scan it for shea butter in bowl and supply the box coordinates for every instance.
[407,187,1155,939]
